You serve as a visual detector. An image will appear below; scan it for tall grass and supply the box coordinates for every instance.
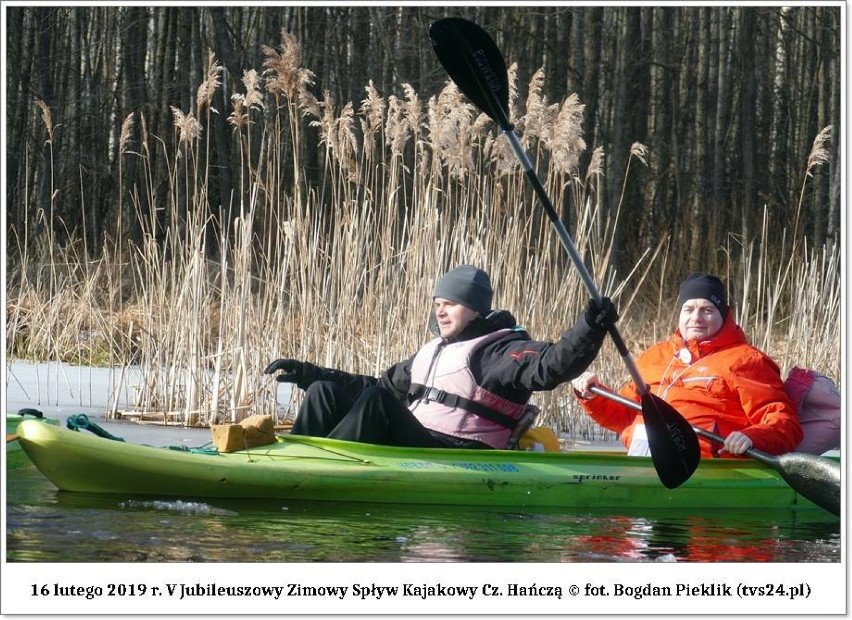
[5,35,839,440]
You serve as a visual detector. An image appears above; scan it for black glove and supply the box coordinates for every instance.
[584,297,619,332]
[264,359,309,386]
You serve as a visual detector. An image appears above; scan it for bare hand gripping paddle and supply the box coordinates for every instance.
[429,17,701,488]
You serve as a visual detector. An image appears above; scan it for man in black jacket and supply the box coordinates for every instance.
[265,265,617,449]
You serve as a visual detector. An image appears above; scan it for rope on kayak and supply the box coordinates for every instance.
[66,414,126,442]
[63,414,219,454]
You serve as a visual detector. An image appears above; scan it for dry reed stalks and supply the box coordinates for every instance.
[5,34,839,442]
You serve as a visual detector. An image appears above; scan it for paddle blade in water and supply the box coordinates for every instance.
[428,18,510,128]
[641,393,701,489]
[776,453,841,516]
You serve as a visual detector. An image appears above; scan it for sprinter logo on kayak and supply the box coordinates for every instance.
[571,474,622,482]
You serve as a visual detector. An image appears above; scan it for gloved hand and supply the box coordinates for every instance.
[264,359,309,386]
[584,297,619,332]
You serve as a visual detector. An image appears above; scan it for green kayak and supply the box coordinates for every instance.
[6,411,59,470]
[15,419,834,512]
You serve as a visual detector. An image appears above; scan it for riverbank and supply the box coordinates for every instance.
[5,360,245,446]
[5,359,624,451]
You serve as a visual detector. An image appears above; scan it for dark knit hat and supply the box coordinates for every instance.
[676,273,728,317]
[433,265,493,315]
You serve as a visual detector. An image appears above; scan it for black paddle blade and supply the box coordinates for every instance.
[641,393,701,489]
[776,453,841,516]
[428,18,511,129]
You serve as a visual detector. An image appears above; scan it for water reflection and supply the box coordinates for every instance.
[6,465,840,563]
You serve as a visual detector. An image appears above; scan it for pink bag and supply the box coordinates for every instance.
[784,366,841,455]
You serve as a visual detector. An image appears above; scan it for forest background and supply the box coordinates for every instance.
[3,5,842,437]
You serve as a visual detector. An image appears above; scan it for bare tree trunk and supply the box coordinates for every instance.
[121,7,151,245]
[35,7,57,239]
[825,11,840,246]
[712,10,733,245]
[648,7,675,246]
[738,9,757,265]
[688,8,710,271]
[768,8,792,216]
[3,6,841,267]
[608,9,630,258]
[580,8,602,177]
[6,8,34,237]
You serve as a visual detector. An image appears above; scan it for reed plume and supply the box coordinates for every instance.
[385,95,410,159]
[793,125,833,240]
[360,80,386,135]
[195,53,223,116]
[359,80,385,163]
[629,142,648,167]
[550,93,586,175]
[34,99,54,143]
[521,68,546,144]
[403,83,423,143]
[806,125,832,176]
[171,106,202,144]
[119,113,135,154]
[228,96,248,130]
[585,146,605,184]
[262,30,315,101]
[430,82,474,180]
[242,69,264,109]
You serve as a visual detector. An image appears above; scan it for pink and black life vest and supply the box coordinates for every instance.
[407,329,528,448]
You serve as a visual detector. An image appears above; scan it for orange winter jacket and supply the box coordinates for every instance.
[579,314,803,457]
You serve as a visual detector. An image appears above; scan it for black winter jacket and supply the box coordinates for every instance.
[295,310,607,409]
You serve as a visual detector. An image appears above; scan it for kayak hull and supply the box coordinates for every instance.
[16,420,830,512]
[6,415,59,469]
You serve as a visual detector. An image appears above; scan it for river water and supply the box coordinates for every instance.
[2,361,846,615]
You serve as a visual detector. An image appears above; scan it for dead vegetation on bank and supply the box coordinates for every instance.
[5,38,839,439]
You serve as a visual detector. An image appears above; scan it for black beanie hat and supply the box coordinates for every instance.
[433,265,493,315]
[677,273,728,317]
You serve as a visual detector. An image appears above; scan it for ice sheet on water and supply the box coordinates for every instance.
[5,360,139,410]
[5,359,296,432]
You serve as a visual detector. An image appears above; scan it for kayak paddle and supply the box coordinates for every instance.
[428,17,700,489]
[588,385,841,516]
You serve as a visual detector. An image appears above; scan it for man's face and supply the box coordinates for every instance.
[678,298,724,341]
[433,297,478,339]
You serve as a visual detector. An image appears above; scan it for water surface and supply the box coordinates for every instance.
[6,462,840,563]
[4,361,841,563]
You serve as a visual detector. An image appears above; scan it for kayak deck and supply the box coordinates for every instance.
[15,419,830,512]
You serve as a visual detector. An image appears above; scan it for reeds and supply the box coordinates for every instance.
[6,34,839,440]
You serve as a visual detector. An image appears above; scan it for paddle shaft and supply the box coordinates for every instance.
[502,132,650,396]
[587,383,842,516]
[590,385,777,465]
[437,17,650,394]
[430,17,700,489]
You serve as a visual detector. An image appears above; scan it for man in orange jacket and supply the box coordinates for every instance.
[571,273,803,457]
